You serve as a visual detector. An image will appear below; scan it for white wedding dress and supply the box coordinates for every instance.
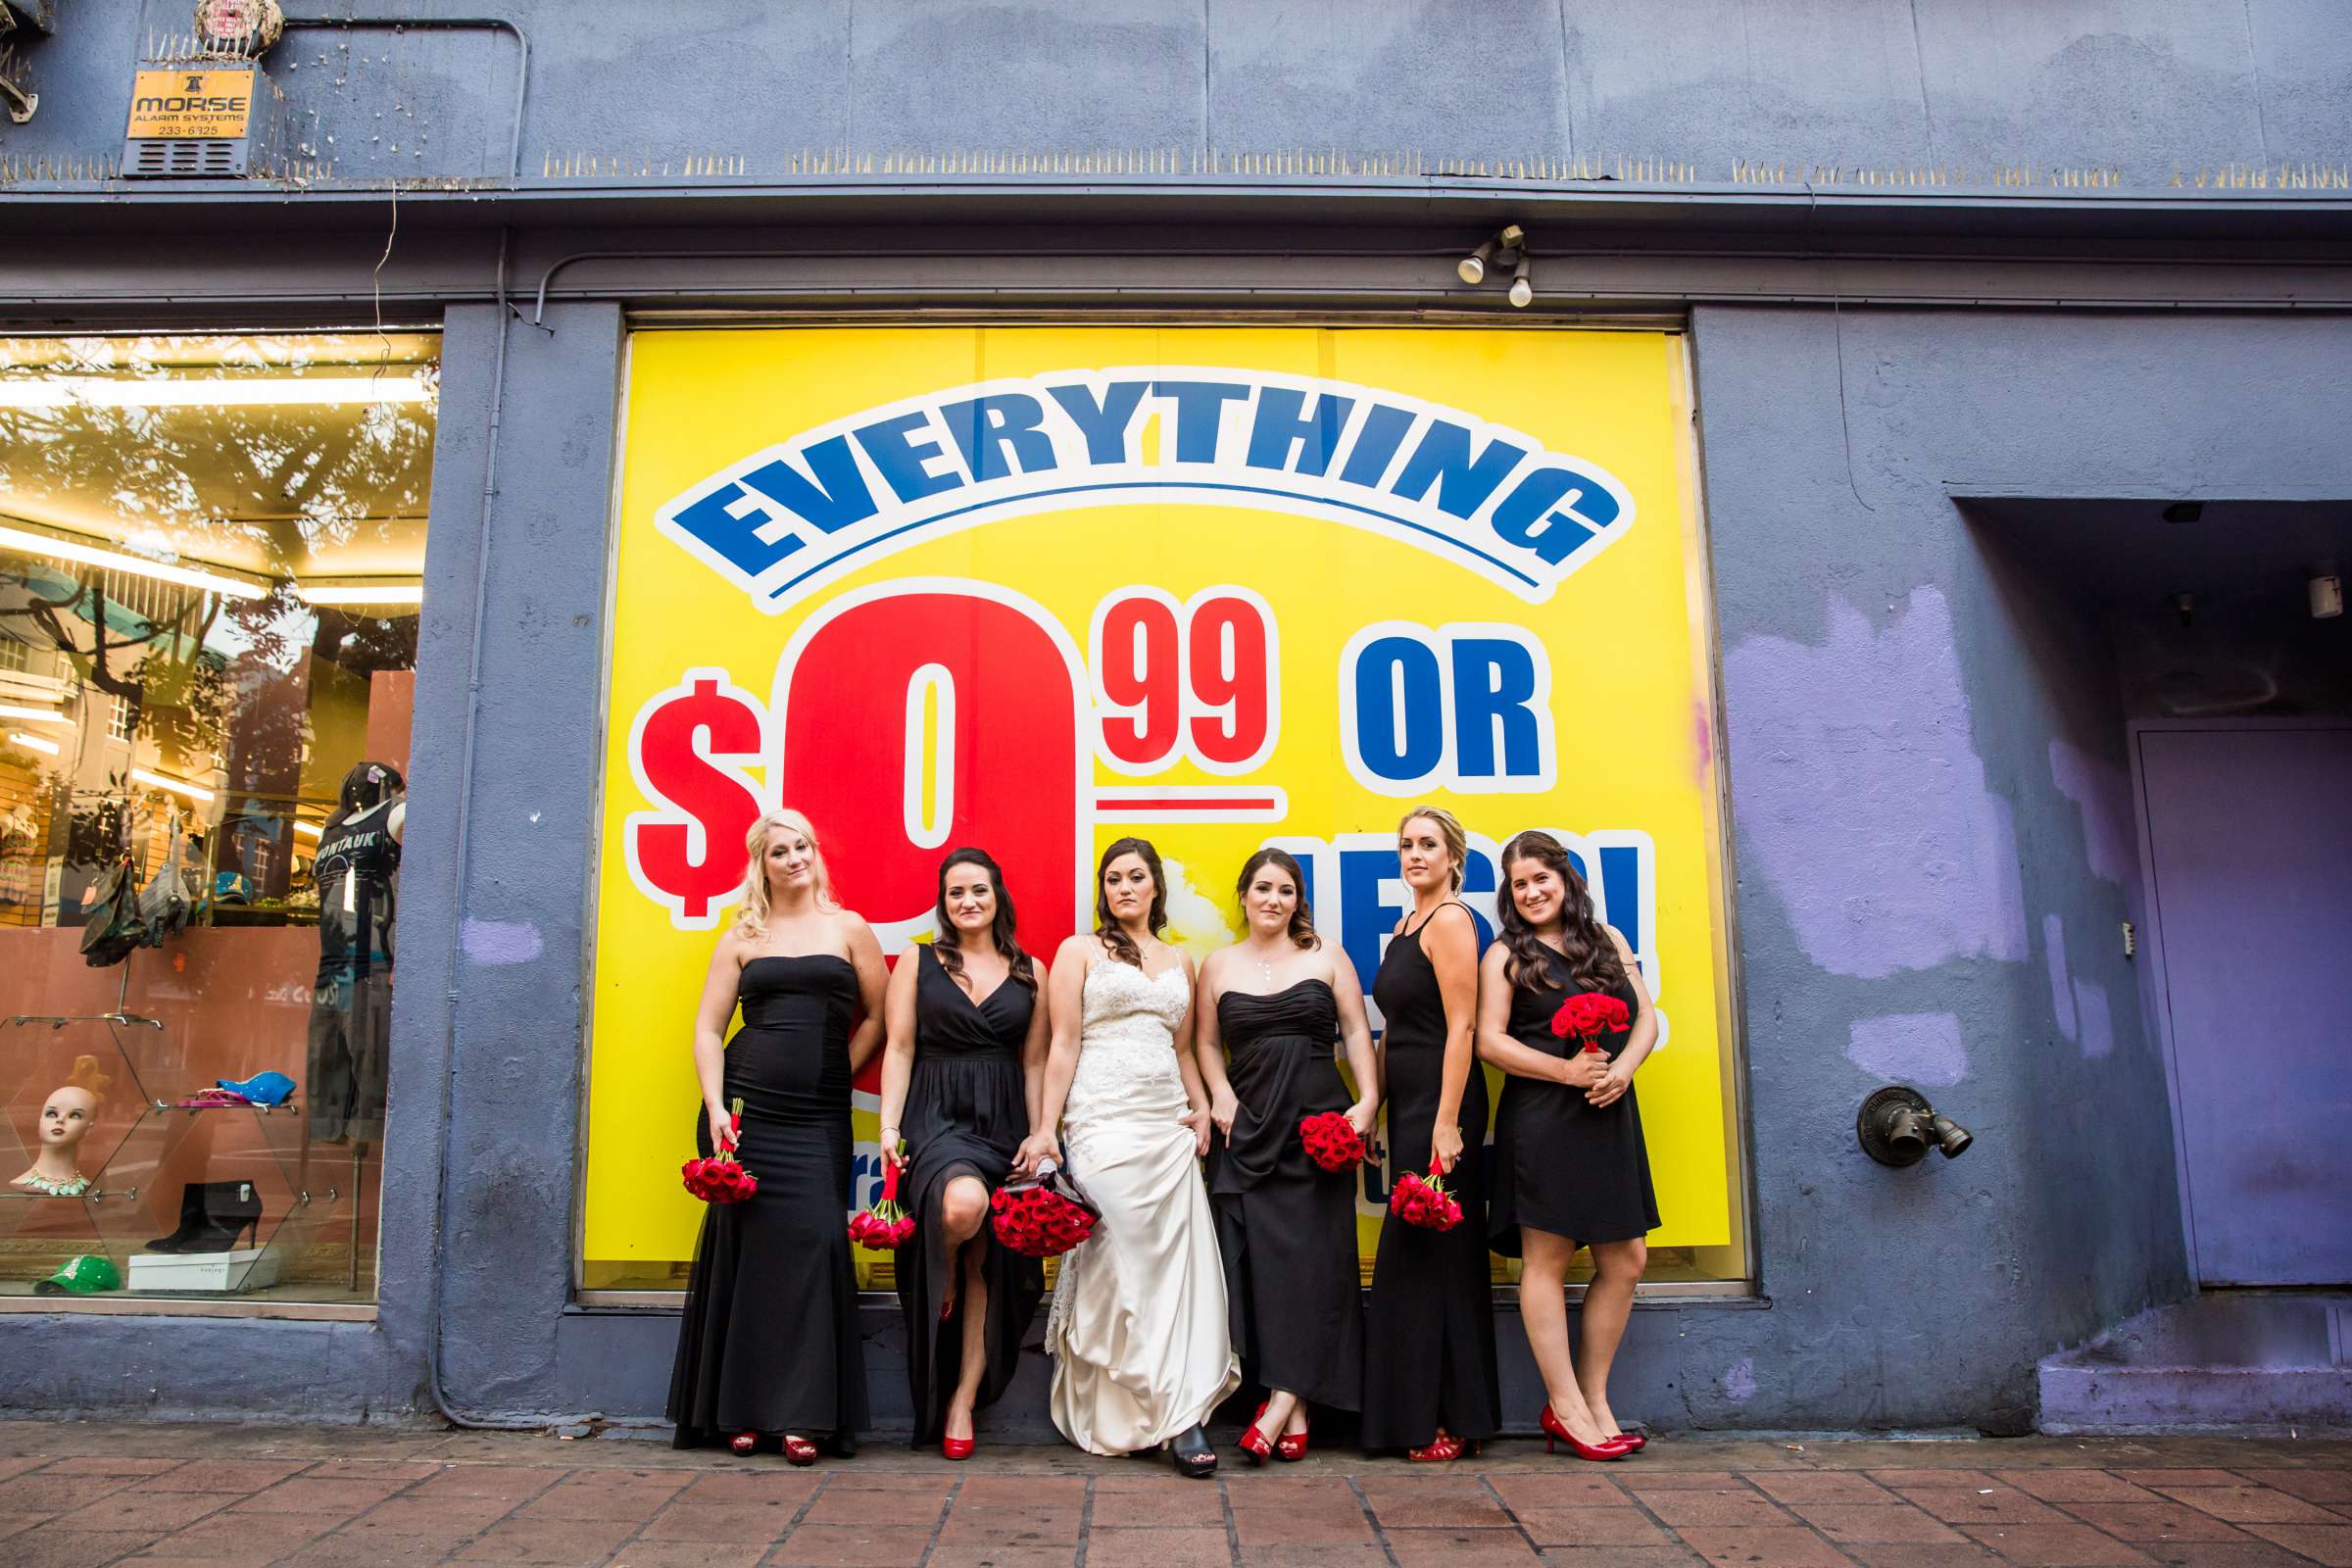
[1046,958,1241,1454]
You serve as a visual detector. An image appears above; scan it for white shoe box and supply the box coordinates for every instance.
[128,1247,281,1294]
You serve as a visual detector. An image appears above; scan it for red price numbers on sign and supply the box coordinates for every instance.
[1089,586,1279,774]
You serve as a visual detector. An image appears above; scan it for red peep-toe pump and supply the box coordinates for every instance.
[781,1435,819,1466]
[1237,1400,1275,1464]
[1540,1405,1633,1461]
[728,1431,759,1455]
[942,1435,975,1460]
[1275,1416,1309,1462]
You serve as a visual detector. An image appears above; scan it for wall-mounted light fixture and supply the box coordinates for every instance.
[2310,566,2343,620]
[1457,224,1533,306]
[1857,1086,1973,1167]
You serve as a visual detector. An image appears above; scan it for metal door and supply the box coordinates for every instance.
[2138,722,2352,1286]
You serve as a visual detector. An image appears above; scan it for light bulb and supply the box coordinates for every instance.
[1509,276,1533,308]
[1457,250,1489,285]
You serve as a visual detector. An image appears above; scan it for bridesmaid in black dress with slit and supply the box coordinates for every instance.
[875,848,1049,1458]
[1478,830,1659,1459]
[668,809,887,1462]
[1360,807,1500,1460]
[1196,849,1381,1461]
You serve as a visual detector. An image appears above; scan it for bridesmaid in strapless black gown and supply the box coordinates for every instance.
[668,954,868,1451]
[1360,899,1501,1453]
[897,945,1046,1444]
[1208,979,1365,1419]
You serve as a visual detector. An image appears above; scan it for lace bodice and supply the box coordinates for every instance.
[1064,958,1191,1138]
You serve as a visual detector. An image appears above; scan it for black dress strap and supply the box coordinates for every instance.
[1401,899,1475,940]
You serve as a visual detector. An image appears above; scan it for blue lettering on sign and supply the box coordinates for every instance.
[1350,635,1446,784]
[1046,380,1150,464]
[1341,622,1556,796]
[1149,379,1251,462]
[1246,387,1355,477]
[1450,637,1544,778]
[853,411,962,504]
[939,393,1054,482]
[653,366,1640,614]
[1391,419,1530,519]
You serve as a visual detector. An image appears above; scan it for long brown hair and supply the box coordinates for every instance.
[1093,836,1167,968]
[932,847,1037,990]
[1235,847,1319,950]
[1497,830,1627,994]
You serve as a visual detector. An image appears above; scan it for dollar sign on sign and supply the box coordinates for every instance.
[624,668,767,927]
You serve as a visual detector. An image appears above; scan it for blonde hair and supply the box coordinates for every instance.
[1397,805,1469,891]
[734,808,839,936]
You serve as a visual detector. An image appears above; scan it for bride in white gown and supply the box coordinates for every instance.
[1016,837,1240,1477]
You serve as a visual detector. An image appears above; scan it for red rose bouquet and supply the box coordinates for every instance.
[847,1143,915,1250]
[681,1099,758,1204]
[990,1160,1101,1258]
[1389,1156,1463,1231]
[1550,990,1630,1053]
[1298,1109,1368,1173]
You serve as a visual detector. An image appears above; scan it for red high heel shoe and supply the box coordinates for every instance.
[1610,1431,1647,1451]
[1275,1414,1309,1462]
[942,1435,975,1460]
[728,1431,759,1456]
[1407,1429,1465,1463]
[1540,1405,1633,1461]
[781,1435,819,1467]
[1237,1400,1274,1464]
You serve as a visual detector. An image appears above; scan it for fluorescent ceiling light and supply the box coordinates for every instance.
[300,582,423,607]
[0,520,268,601]
[8,731,60,755]
[0,703,68,724]
[0,374,433,410]
[292,820,322,839]
[132,766,215,803]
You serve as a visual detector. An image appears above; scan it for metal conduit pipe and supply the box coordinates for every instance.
[280,16,529,180]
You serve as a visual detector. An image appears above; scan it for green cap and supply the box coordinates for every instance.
[34,1254,122,1296]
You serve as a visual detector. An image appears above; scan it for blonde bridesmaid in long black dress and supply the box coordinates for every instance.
[1196,848,1381,1461]
[874,848,1049,1459]
[668,809,887,1463]
[1359,806,1500,1461]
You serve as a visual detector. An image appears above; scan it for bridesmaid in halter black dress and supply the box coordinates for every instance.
[875,849,1049,1458]
[1196,849,1381,1461]
[1360,808,1501,1460]
[668,810,887,1462]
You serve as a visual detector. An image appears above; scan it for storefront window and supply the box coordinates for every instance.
[1,332,435,1308]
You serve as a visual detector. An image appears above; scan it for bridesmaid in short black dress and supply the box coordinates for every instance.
[1477,828,1661,1457]
[1360,809,1500,1458]
[1488,950,1658,1252]
[668,954,871,1454]
[894,944,1046,1446]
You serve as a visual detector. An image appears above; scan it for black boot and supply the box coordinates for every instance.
[155,1182,264,1253]
[144,1183,209,1252]
[1169,1424,1217,1479]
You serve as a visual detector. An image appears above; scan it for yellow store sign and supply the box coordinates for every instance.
[585,325,1745,1292]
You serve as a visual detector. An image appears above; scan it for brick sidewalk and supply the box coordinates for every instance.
[1,1421,2347,1567]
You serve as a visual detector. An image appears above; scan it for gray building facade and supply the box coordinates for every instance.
[1,1,2346,1436]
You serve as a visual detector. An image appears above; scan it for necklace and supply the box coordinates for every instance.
[17,1169,89,1198]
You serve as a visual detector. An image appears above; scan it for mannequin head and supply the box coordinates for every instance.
[37,1086,98,1152]
[13,1059,106,1190]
